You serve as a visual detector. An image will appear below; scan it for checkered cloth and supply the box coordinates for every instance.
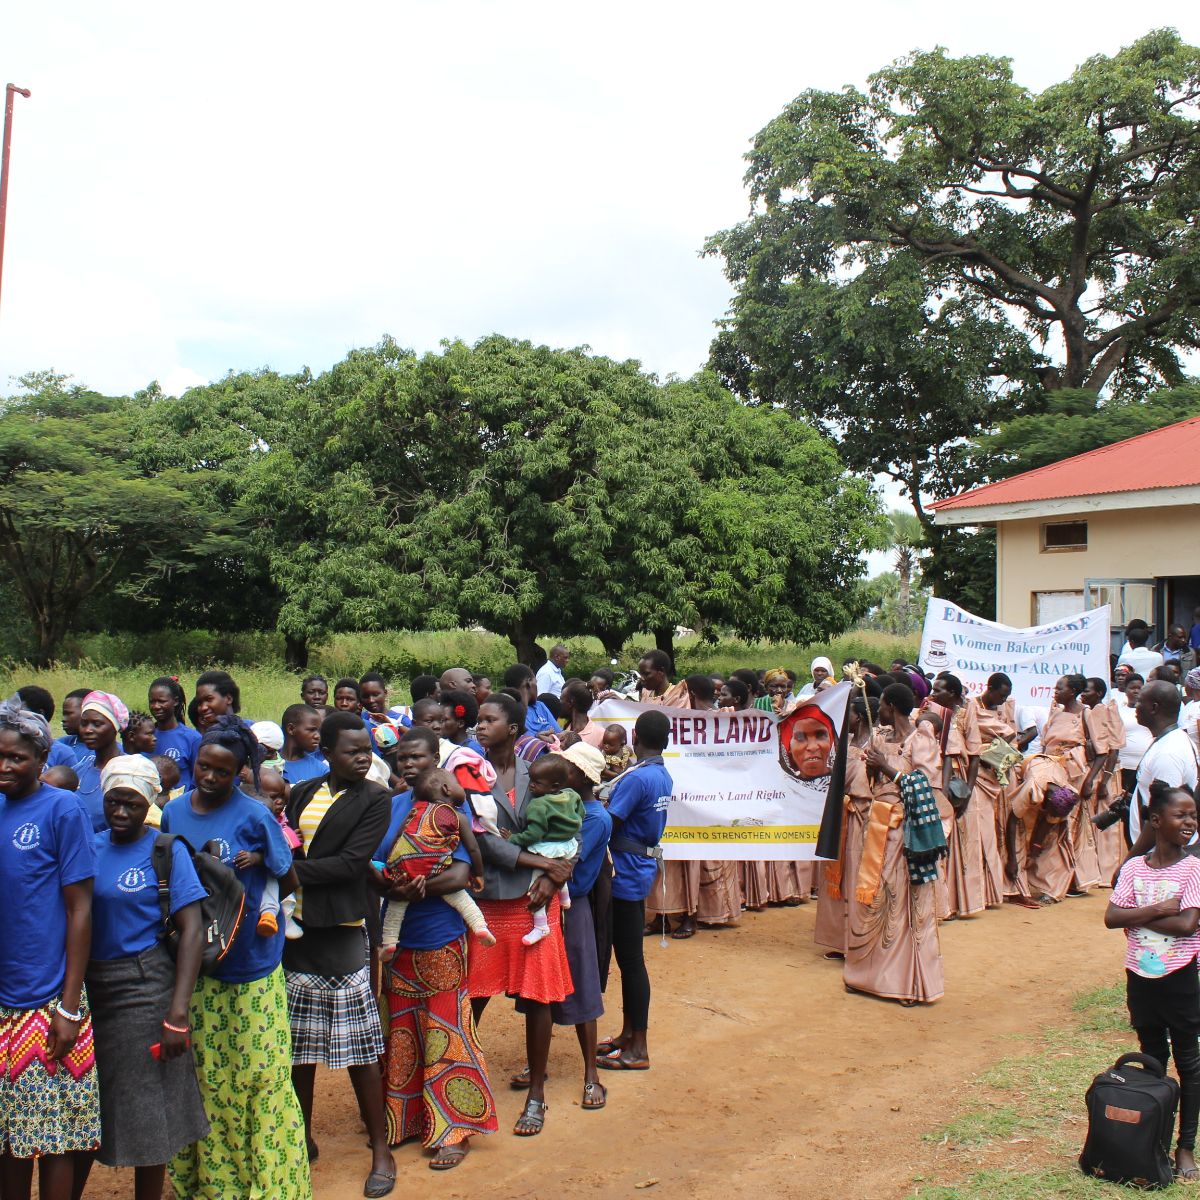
[285,965,384,1069]
[898,768,948,887]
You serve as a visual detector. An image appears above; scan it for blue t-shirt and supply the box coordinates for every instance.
[160,788,293,983]
[607,757,672,902]
[47,740,78,770]
[153,725,202,790]
[91,827,207,961]
[525,700,559,737]
[574,798,613,898]
[0,784,95,1008]
[374,790,470,951]
[281,751,328,786]
[49,734,94,772]
[74,759,108,832]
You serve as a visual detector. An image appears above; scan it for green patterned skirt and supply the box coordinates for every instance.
[168,967,311,1200]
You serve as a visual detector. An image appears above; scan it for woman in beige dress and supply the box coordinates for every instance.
[1008,675,1103,903]
[844,682,944,1006]
[928,675,985,920]
[814,696,876,956]
[963,673,1022,909]
[1081,677,1125,883]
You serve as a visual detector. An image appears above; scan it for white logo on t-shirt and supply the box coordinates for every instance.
[165,748,182,762]
[12,822,40,850]
[117,866,151,893]
[212,838,232,862]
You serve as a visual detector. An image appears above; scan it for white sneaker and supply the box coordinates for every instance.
[521,924,551,947]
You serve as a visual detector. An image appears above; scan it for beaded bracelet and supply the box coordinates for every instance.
[55,1002,83,1022]
[162,1019,191,1035]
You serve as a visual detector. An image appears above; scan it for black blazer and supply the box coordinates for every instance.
[287,775,391,929]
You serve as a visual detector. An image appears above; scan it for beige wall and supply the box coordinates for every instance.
[996,504,1200,625]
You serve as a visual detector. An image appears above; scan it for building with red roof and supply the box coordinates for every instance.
[930,416,1200,636]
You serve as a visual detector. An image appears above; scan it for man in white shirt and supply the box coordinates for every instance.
[534,644,570,698]
[1183,666,1200,758]
[1117,625,1164,680]
[1128,681,1200,845]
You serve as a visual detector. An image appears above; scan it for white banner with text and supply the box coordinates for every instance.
[917,600,1112,707]
[591,683,851,860]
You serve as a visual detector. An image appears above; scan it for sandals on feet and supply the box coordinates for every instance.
[596,1048,649,1071]
[514,1096,547,1136]
[582,1081,607,1110]
[430,1143,468,1171]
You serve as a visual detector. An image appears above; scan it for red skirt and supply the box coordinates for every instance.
[382,937,498,1149]
[467,895,574,1004]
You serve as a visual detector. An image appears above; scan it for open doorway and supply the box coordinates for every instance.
[1161,575,1200,638]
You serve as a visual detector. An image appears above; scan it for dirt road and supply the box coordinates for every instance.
[85,895,1121,1200]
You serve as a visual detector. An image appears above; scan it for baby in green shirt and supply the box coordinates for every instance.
[505,753,585,946]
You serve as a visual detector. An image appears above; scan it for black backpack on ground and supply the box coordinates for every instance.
[1079,1052,1179,1188]
[152,833,247,975]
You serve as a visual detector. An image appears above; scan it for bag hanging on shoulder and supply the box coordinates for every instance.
[1079,1051,1178,1189]
[152,833,247,975]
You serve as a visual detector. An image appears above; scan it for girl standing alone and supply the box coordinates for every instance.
[1106,782,1200,1182]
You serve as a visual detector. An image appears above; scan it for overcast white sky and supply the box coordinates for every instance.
[2,1,1196,409]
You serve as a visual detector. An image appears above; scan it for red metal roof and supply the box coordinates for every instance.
[931,414,1200,512]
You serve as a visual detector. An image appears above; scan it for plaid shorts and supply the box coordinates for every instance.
[285,966,383,1069]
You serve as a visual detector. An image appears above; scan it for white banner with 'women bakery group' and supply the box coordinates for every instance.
[590,683,851,861]
[918,600,1112,707]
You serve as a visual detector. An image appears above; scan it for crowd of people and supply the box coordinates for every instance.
[0,661,678,1198]
[2,631,1197,1197]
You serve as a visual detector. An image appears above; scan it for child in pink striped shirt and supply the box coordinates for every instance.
[1107,781,1200,1181]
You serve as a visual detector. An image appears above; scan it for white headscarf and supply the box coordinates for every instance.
[100,754,161,804]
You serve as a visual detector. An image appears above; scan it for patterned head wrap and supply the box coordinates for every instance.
[101,754,161,804]
[764,668,791,687]
[199,714,261,788]
[1186,667,1200,691]
[82,691,129,733]
[0,693,52,753]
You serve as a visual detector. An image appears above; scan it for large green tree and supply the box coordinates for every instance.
[254,336,883,665]
[965,383,1200,479]
[125,369,303,639]
[0,374,215,665]
[707,29,1200,548]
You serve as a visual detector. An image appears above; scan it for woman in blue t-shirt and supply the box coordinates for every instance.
[0,694,99,1200]
[148,676,201,792]
[76,754,209,1198]
[76,690,130,832]
[159,716,311,1200]
[372,727,498,1170]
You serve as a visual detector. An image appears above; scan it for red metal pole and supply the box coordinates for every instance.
[0,84,32,316]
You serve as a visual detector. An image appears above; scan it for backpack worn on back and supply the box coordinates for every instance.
[152,833,247,975]
[1079,1052,1179,1189]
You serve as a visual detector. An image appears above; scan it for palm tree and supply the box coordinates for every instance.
[885,511,926,633]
